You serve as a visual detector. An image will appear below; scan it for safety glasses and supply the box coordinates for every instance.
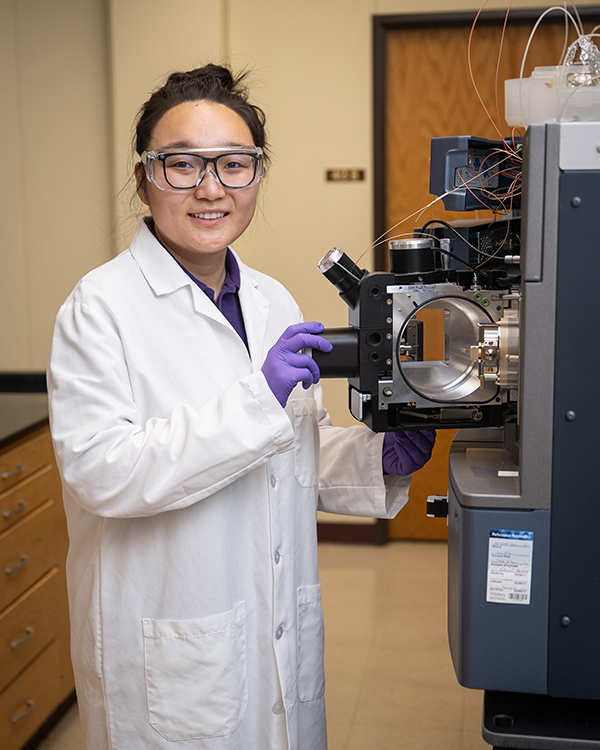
[142,147,264,191]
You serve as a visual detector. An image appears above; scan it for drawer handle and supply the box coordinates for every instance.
[10,626,35,649]
[5,554,30,574]
[11,699,36,723]
[1,464,25,480]
[3,499,28,518]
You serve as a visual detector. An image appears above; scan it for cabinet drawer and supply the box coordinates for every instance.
[0,466,53,533]
[0,640,61,750]
[0,431,54,494]
[0,568,61,693]
[0,501,57,611]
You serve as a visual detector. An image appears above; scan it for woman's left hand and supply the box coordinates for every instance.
[382,429,436,476]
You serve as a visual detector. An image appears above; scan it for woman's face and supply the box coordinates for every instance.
[137,100,260,267]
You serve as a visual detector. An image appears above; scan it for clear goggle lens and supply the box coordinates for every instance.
[143,148,264,190]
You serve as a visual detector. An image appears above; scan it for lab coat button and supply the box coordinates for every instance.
[270,474,276,487]
[272,700,285,714]
[274,549,281,564]
[275,625,284,640]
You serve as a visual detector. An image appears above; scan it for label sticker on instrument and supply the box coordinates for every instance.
[486,530,533,604]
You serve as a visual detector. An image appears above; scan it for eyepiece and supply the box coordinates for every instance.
[317,247,366,308]
[317,247,344,273]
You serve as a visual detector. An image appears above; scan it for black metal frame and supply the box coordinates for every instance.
[372,7,600,271]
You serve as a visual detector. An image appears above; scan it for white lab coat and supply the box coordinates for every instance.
[47,220,410,750]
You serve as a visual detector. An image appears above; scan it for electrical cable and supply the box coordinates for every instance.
[418,218,514,263]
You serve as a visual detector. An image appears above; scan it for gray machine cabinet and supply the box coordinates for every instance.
[447,439,551,694]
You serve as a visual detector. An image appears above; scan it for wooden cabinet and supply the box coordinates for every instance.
[0,426,74,750]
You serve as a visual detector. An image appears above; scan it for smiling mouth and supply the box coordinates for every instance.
[189,212,227,220]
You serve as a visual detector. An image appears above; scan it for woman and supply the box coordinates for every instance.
[47,64,435,750]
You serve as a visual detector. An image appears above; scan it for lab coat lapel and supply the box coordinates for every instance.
[189,286,253,378]
[130,221,251,375]
[130,222,223,324]
[237,259,271,372]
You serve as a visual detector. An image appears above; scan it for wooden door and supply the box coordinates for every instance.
[382,13,594,540]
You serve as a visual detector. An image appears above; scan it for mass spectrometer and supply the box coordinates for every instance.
[314,120,600,746]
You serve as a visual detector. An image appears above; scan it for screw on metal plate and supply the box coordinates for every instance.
[571,196,582,207]
[565,410,576,421]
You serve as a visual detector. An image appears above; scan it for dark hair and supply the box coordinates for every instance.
[134,64,269,164]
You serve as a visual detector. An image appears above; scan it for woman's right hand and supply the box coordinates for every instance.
[261,322,333,407]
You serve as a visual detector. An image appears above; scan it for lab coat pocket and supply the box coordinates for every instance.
[291,399,319,488]
[143,601,247,741]
[297,583,325,702]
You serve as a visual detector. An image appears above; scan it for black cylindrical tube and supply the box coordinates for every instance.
[389,238,435,275]
[310,327,359,378]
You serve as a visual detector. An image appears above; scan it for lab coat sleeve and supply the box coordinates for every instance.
[47,300,294,519]
[314,386,411,518]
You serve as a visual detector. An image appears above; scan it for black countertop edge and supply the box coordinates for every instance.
[0,392,50,451]
[0,416,49,452]
[0,372,47,393]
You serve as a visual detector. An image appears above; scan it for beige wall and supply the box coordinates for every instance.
[2,0,597,427]
[1,0,112,371]
[108,0,226,248]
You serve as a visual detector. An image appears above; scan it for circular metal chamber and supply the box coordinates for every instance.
[398,295,493,402]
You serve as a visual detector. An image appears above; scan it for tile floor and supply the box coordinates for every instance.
[318,541,488,750]
[37,540,488,750]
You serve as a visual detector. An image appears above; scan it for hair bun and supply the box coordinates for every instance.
[167,65,235,92]
[197,64,235,90]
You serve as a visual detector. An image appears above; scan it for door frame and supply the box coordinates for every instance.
[372,7,600,270]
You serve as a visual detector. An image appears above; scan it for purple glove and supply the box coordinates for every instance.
[261,322,333,407]
[382,429,436,476]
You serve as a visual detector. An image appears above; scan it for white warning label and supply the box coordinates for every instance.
[486,530,533,605]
